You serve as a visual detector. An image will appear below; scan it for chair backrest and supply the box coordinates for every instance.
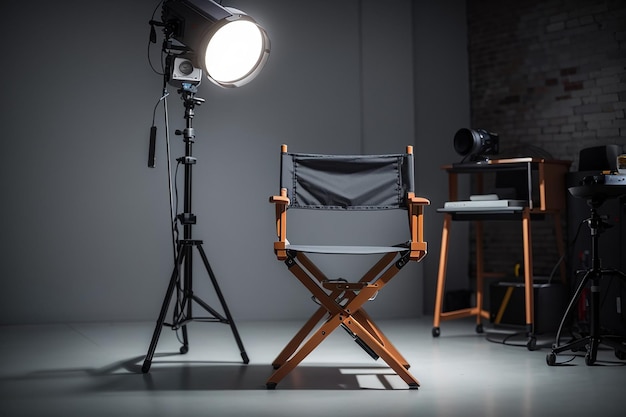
[279,146,415,211]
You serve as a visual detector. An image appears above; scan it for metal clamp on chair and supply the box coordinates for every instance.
[266,144,429,389]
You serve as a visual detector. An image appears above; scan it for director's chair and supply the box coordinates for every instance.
[266,144,429,389]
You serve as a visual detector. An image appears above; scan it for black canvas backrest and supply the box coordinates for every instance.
[280,151,414,210]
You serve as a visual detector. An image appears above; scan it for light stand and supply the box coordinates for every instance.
[142,0,270,372]
[546,184,626,366]
[142,81,249,373]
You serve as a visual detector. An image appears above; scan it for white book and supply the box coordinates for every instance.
[469,194,499,201]
[444,199,527,209]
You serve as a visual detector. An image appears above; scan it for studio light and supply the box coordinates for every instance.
[453,128,500,162]
[162,0,271,88]
[142,0,271,372]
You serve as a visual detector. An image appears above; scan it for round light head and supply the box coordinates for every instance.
[199,10,270,88]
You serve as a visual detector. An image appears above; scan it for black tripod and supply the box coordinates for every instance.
[546,184,626,366]
[142,84,249,373]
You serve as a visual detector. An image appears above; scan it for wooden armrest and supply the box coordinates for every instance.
[269,188,290,205]
[407,193,429,262]
[408,193,430,206]
[271,188,290,260]
[269,195,290,204]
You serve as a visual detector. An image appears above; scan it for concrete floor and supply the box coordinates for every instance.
[0,317,624,416]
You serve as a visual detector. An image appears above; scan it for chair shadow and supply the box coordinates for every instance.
[1,352,409,392]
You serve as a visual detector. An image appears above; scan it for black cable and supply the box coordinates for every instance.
[547,215,586,285]
[485,331,527,347]
[147,1,165,76]
[149,85,176,263]
[146,1,204,346]
[171,159,182,250]
[485,330,554,349]
[485,218,586,351]
[146,0,176,260]
[172,159,185,339]
[147,1,183,336]
[552,218,587,346]
[150,91,169,126]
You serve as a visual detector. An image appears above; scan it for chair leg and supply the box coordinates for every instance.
[266,314,343,389]
[271,306,328,368]
[267,251,417,389]
[344,317,420,388]
[353,309,410,368]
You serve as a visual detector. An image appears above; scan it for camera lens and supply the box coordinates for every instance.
[453,128,478,156]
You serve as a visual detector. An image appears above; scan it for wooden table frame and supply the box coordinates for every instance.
[432,158,571,349]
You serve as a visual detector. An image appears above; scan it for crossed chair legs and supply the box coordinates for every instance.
[265,250,420,389]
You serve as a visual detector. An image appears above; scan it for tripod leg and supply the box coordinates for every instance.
[142,244,185,373]
[180,325,189,354]
[196,244,249,364]
[586,337,598,365]
[180,245,193,354]
[585,274,602,365]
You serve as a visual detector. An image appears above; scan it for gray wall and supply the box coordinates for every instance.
[414,1,472,314]
[0,0,469,324]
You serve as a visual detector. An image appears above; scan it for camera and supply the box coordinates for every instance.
[454,128,499,162]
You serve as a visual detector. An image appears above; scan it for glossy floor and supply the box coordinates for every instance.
[0,317,624,416]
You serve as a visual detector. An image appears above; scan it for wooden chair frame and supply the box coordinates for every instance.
[266,144,429,389]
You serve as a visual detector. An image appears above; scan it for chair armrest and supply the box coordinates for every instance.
[408,195,430,205]
[269,195,290,204]
[270,188,290,260]
[407,193,429,261]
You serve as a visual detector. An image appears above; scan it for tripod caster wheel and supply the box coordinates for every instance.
[585,353,595,366]
[266,382,277,390]
[432,327,441,337]
[180,345,189,354]
[475,324,484,334]
[526,336,537,351]
[546,352,556,366]
[141,363,151,373]
[615,349,626,360]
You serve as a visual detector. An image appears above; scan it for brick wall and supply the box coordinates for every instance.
[465,0,626,278]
